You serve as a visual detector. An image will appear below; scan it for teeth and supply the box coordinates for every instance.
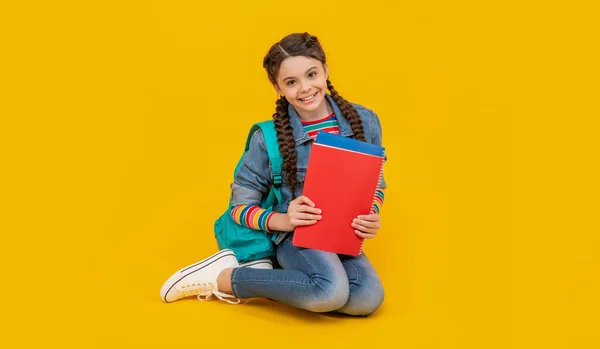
[300,93,317,101]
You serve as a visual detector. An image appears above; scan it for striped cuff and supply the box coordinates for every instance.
[371,188,385,214]
[231,205,276,232]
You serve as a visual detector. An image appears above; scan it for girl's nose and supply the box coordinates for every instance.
[299,80,310,93]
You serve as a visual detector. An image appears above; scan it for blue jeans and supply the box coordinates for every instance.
[230,235,384,316]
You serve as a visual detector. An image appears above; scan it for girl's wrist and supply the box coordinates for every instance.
[267,213,294,232]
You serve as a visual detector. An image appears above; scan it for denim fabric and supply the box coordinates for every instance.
[231,94,387,245]
[230,235,385,316]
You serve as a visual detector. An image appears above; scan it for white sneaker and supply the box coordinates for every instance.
[239,258,273,269]
[160,249,240,304]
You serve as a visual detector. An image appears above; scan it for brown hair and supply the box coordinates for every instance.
[262,32,365,197]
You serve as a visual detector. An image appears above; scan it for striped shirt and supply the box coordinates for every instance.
[301,113,339,140]
[371,188,385,214]
[231,205,275,232]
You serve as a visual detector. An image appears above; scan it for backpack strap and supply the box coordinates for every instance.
[246,121,283,206]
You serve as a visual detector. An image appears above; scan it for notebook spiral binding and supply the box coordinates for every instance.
[359,153,386,255]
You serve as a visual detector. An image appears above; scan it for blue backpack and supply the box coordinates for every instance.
[213,121,283,264]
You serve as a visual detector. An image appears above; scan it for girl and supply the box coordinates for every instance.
[160,32,387,316]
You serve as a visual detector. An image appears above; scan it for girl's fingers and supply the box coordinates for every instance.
[352,218,380,229]
[352,224,376,234]
[290,213,321,221]
[357,214,380,222]
[294,195,315,207]
[354,230,376,239]
[296,205,322,214]
[299,213,321,221]
[293,219,318,226]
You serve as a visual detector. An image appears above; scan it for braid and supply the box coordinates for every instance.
[326,80,366,141]
[272,96,298,198]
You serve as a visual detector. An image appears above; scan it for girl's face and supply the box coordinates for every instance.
[275,56,329,120]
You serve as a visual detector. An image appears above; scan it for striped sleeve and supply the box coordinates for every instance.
[231,205,276,232]
[371,188,385,214]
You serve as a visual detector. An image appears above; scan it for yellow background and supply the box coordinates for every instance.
[1,1,599,348]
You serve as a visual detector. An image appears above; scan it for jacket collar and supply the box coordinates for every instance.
[287,93,354,146]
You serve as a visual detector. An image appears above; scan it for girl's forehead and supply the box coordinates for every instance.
[278,56,323,76]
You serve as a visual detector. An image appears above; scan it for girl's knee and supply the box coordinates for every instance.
[354,287,385,316]
[340,280,385,316]
[303,278,350,313]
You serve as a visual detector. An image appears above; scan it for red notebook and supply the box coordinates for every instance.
[292,132,385,256]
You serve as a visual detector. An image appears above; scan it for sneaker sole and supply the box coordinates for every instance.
[160,249,236,303]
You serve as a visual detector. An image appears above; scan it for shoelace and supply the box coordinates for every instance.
[176,283,241,305]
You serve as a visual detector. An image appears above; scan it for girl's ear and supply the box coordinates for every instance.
[273,83,282,95]
[324,63,329,80]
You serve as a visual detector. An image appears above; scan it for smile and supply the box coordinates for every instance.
[299,92,318,102]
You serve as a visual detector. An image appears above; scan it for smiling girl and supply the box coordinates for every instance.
[160,32,387,316]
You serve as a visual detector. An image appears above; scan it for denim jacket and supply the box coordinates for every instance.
[231,94,387,245]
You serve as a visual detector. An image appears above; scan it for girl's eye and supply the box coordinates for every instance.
[308,72,317,78]
[286,80,296,86]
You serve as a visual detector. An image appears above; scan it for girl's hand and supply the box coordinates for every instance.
[352,214,381,239]
[286,195,322,231]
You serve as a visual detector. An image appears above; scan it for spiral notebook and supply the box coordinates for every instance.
[292,131,385,256]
